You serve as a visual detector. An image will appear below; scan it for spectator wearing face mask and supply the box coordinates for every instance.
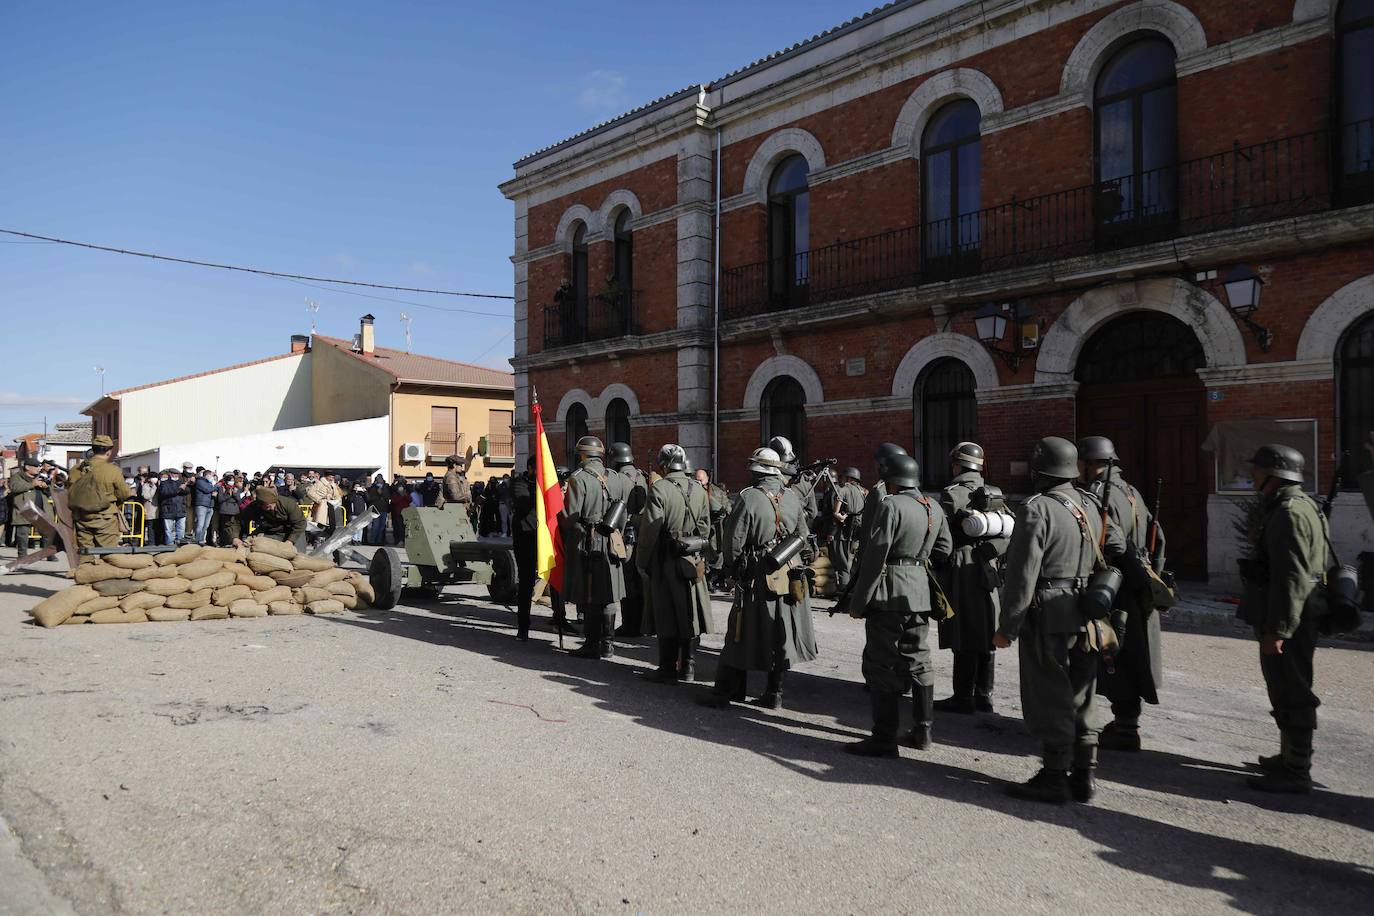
[157,470,189,544]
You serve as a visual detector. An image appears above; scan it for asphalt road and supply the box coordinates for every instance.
[1,555,1371,914]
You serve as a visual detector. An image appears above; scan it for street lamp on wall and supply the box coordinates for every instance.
[973,302,1037,372]
[1222,264,1273,352]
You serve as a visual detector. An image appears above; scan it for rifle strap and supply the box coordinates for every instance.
[1047,491,1104,577]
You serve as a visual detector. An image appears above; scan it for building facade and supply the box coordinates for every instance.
[502,0,1374,585]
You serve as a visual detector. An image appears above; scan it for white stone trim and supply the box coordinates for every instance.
[554,204,595,252]
[742,354,825,409]
[1197,360,1334,387]
[891,332,1002,396]
[596,189,645,234]
[597,383,642,418]
[1059,1,1208,105]
[976,381,1081,404]
[742,128,827,206]
[555,388,595,422]
[890,68,1005,156]
[1296,275,1374,362]
[1035,277,1247,383]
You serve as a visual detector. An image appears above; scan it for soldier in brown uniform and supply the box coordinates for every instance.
[438,455,470,510]
[66,435,132,553]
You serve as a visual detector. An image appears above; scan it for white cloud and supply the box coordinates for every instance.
[408,260,436,278]
[0,392,90,408]
[578,70,629,116]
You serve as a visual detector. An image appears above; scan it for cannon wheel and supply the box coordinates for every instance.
[486,549,518,606]
[369,547,405,611]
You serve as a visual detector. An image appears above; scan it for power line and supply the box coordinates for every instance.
[283,276,510,318]
[0,228,515,300]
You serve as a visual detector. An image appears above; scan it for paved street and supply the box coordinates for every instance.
[1,556,1371,915]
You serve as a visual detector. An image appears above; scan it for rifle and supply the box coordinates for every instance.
[1320,452,1346,521]
[794,457,837,479]
[1146,477,1164,572]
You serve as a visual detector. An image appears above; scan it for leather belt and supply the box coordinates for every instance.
[1038,576,1088,589]
[887,557,925,567]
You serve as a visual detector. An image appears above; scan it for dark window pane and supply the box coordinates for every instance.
[918,359,977,489]
[605,398,632,449]
[1340,0,1374,26]
[793,191,810,273]
[769,155,810,196]
[565,404,589,467]
[1076,313,1204,384]
[925,99,981,147]
[763,376,807,462]
[1339,313,1374,486]
[1342,25,1374,175]
[1098,99,1134,181]
[1097,38,1176,98]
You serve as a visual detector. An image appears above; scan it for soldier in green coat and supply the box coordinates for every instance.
[636,444,715,683]
[1077,437,1166,752]
[609,442,649,637]
[994,437,1126,805]
[830,468,866,591]
[696,467,731,592]
[845,454,953,756]
[237,487,307,550]
[834,443,905,615]
[66,435,133,553]
[699,447,817,710]
[1237,445,1329,794]
[561,436,632,660]
[7,459,48,558]
[935,442,1009,715]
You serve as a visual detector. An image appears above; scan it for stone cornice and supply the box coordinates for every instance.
[975,381,1079,404]
[512,327,714,371]
[1198,359,1334,387]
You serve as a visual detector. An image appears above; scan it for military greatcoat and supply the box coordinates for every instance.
[635,470,714,639]
[560,457,631,606]
[66,454,132,550]
[936,471,1007,653]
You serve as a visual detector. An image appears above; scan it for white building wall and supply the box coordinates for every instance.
[116,416,388,478]
[119,354,313,454]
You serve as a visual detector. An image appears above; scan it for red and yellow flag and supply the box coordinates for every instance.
[533,398,564,592]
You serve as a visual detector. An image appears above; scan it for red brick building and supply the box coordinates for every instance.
[501,0,1374,586]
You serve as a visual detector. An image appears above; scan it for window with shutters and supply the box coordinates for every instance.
[488,409,514,460]
[428,406,459,460]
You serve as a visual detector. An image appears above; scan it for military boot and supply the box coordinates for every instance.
[1257,731,1291,773]
[1070,745,1098,803]
[697,665,746,708]
[974,652,995,713]
[934,652,975,714]
[845,691,900,758]
[599,610,616,659]
[1248,729,1313,794]
[754,670,785,710]
[900,685,935,750]
[569,610,603,658]
[678,639,697,683]
[1006,768,1071,804]
[1099,720,1142,752]
[648,638,679,683]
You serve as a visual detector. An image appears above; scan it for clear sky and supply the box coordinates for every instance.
[1,0,861,442]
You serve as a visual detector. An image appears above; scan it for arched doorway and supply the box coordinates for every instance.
[605,397,632,450]
[915,358,977,489]
[762,375,807,462]
[1076,312,1206,578]
[565,402,589,468]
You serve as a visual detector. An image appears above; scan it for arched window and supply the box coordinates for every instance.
[916,359,976,489]
[570,222,589,341]
[1338,311,1374,487]
[762,375,807,462]
[768,155,810,306]
[605,397,632,450]
[1075,311,1204,384]
[606,210,634,338]
[565,403,589,467]
[921,99,982,272]
[1094,37,1178,239]
[1340,0,1374,194]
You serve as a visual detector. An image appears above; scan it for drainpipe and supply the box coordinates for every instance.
[712,125,722,479]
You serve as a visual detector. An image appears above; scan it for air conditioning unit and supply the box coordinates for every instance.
[401,442,424,463]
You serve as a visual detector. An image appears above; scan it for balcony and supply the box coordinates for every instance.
[543,290,638,350]
[722,123,1374,320]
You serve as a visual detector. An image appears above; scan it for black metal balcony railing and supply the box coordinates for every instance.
[722,122,1374,320]
[543,292,637,349]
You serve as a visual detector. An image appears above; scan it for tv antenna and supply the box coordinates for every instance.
[306,299,320,333]
[399,311,412,352]
[94,366,106,395]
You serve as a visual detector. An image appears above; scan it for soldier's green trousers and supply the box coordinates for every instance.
[832,534,856,590]
[1258,616,1320,733]
[1018,625,1099,770]
[862,608,933,696]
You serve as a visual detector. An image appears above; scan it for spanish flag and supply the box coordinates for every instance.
[533,398,564,592]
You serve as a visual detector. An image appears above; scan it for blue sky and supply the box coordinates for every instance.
[1,0,860,442]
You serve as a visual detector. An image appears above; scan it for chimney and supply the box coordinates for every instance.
[290,334,310,354]
[360,314,376,356]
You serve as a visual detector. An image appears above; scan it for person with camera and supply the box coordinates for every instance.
[214,474,244,546]
[156,469,189,545]
[7,458,48,558]
[561,436,632,660]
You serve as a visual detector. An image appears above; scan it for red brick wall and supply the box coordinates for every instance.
[526,157,679,250]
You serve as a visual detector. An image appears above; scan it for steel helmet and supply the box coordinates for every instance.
[1029,436,1079,480]
[748,447,784,477]
[874,442,908,475]
[657,443,687,472]
[607,441,634,468]
[1077,436,1118,463]
[883,454,921,490]
[767,436,796,464]
[949,441,985,471]
[843,467,862,483]
[575,436,605,458]
[1249,444,1305,483]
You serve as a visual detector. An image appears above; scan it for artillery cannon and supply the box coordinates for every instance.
[367,506,517,610]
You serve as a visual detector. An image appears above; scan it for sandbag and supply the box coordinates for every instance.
[248,536,297,559]
[306,599,345,615]
[255,585,293,604]
[349,577,376,606]
[335,594,359,610]
[76,595,122,615]
[132,564,179,581]
[296,586,334,605]
[93,579,146,597]
[104,553,156,570]
[90,608,148,624]
[155,544,204,566]
[240,575,278,592]
[224,563,254,579]
[74,562,133,584]
[188,571,235,592]
[248,552,293,575]
[121,592,168,613]
[198,546,246,563]
[146,607,192,622]
[268,601,303,616]
[326,581,357,598]
[145,577,192,597]
[229,599,269,618]
[291,555,334,572]
[166,590,212,610]
[176,559,224,582]
[62,615,91,625]
[270,571,313,588]
[29,585,98,628]
[213,584,252,605]
[190,605,230,621]
[308,568,350,588]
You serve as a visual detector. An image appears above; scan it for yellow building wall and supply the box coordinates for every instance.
[310,342,391,425]
[389,386,516,484]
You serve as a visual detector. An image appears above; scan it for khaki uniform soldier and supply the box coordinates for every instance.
[935,442,1008,715]
[609,442,649,637]
[1077,436,1167,752]
[437,456,470,509]
[8,459,48,557]
[831,468,866,591]
[238,487,307,550]
[66,435,132,554]
[700,447,817,710]
[1238,444,1329,794]
[636,444,714,683]
[561,436,633,660]
[846,454,954,756]
[994,436,1126,804]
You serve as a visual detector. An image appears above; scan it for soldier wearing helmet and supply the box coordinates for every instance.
[835,444,907,613]
[608,442,649,637]
[635,443,715,683]
[992,436,1126,804]
[830,466,867,594]
[699,447,817,711]
[933,441,1007,717]
[561,436,633,660]
[1237,444,1328,794]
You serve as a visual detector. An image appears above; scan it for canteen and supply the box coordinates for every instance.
[1080,567,1124,620]
[595,498,628,536]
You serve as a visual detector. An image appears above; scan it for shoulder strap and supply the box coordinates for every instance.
[765,488,784,537]
[895,491,938,558]
[1046,490,1103,575]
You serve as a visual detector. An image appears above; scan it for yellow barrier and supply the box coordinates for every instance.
[120,501,145,546]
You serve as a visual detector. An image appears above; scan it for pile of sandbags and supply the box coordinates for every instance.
[26,536,377,628]
[809,549,836,598]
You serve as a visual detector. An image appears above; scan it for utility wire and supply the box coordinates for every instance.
[283,276,510,318]
[0,228,515,300]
